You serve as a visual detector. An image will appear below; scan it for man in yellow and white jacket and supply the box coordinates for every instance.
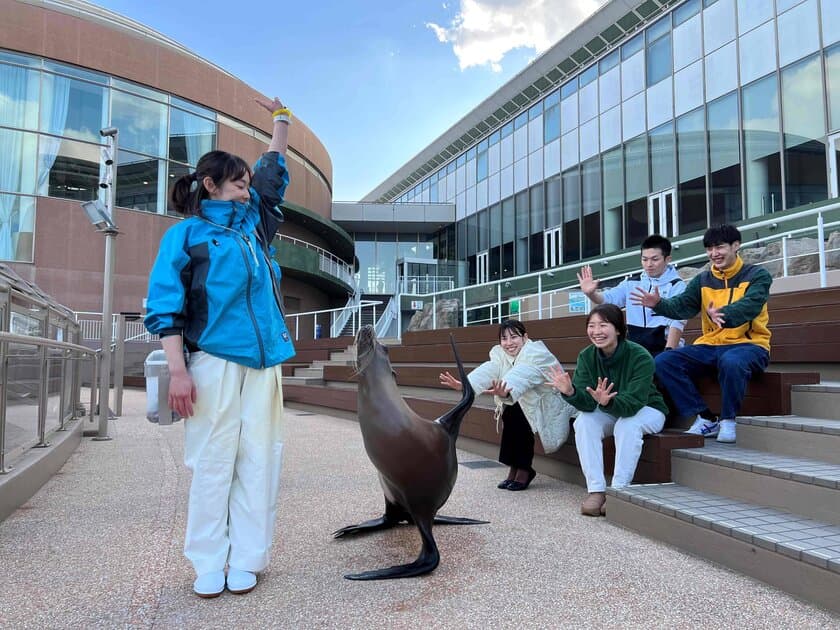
[631,224,771,444]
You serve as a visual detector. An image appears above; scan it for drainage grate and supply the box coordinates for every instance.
[459,460,505,469]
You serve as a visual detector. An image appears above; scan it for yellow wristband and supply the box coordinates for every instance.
[272,107,291,118]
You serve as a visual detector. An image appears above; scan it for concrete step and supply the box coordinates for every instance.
[281,375,323,386]
[311,359,355,367]
[671,442,840,526]
[330,350,356,362]
[737,416,840,464]
[293,367,324,378]
[791,382,840,420]
[607,483,840,614]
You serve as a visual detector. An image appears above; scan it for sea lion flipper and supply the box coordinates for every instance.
[344,516,439,580]
[333,500,409,538]
[432,515,490,525]
[437,335,475,437]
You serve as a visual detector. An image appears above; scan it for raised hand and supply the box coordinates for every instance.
[577,265,599,296]
[545,364,573,396]
[630,285,661,308]
[438,370,463,391]
[706,301,725,327]
[254,95,285,113]
[586,377,617,407]
[484,379,512,398]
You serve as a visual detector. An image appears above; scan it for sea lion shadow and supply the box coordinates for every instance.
[333,326,489,580]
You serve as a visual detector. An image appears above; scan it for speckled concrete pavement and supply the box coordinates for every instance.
[0,389,836,629]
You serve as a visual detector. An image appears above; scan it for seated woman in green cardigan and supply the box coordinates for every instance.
[546,303,667,517]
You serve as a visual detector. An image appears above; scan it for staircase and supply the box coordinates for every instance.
[607,382,840,614]
[283,346,356,385]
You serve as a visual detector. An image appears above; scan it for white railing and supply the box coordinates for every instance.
[75,313,158,343]
[400,275,455,294]
[330,293,358,338]
[277,234,354,287]
[396,204,840,333]
[287,300,384,341]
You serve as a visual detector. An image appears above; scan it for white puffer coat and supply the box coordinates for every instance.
[467,339,574,453]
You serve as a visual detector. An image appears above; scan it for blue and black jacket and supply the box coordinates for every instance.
[144,151,296,369]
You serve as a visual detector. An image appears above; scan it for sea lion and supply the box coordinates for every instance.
[333,325,486,580]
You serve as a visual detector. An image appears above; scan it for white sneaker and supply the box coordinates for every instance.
[226,568,257,594]
[684,416,720,438]
[193,570,225,598]
[717,419,737,443]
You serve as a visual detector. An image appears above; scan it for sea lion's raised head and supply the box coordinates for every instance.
[354,324,393,379]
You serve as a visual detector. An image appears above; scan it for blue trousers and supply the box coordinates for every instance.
[654,343,769,420]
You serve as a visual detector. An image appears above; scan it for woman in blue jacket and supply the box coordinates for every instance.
[145,96,295,598]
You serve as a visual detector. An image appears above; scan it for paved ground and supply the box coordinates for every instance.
[0,389,837,629]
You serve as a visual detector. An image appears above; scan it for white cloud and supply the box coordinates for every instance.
[427,0,606,72]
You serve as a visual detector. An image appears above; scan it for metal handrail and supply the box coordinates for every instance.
[287,299,384,340]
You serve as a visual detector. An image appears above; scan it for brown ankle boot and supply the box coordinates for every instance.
[581,492,606,517]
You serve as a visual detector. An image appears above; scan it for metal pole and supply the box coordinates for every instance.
[0,347,9,473]
[817,212,827,288]
[36,345,49,447]
[781,235,789,277]
[538,275,543,320]
[95,231,116,440]
[432,295,436,330]
[90,351,99,424]
[113,313,126,416]
[497,283,502,323]
[314,314,318,340]
[462,289,467,327]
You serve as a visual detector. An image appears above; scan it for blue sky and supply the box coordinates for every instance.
[92,0,602,201]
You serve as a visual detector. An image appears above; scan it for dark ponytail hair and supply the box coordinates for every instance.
[169,150,252,216]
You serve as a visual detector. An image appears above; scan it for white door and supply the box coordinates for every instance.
[477,251,489,284]
[827,132,840,198]
[648,189,677,237]
[543,226,562,269]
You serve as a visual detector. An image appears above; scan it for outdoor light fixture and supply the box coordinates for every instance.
[81,200,119,234]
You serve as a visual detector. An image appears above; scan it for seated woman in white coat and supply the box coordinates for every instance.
[439,319,575,491]
[546,304,668,516]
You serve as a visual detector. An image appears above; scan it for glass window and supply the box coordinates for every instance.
[514,157,528,193]
[545,90,561,109]
[501,134,514,168]
[38,136,100,201]
[500,164,513,199]
[827,45,840,131]
[527,115,543,153]
[514,125,528,160]
[544,138,561,177]
[560,77,578,99]
[777,0,808,11]
[375,235,397,293]
[737,0,773,34]
[624,135,649,246]
[530,183,545,233]
[488,142,500,174]
[0,194,35,262]
[742,74,782,216]
[457,153,467,168]
[501,121,514,138]
[0,63,39,129]
[562,168,581,262]
[111,78,167,103]
[703,0,736,53]
[488,172,500,205]
[170,95,214,119]
[580,118,599,161]
[580,64,598,87]
[561,129,579,169]
[466,158,476,187]
[781,54,827,207]
[602,147,623,253]
[0,129,37,195]
[600,106,621,151]
[169,109,215,166]
[116,150,162,213]
[476,148,488,181]
[476,178,487,209]
[581,157,601,258]
[43,60,106,84]
[673,12,702,71]
[478,208,489,250]
[0,50,40,67]
[677,108,708,234]
[622,92,646,141]
[546,176,562,228]
[515,191,529,275]
[477,137,489,152]
[528,103,542,120]
[40,74,108,144]
[544,103,560,143]
[739,21,777,85]
[777,0,820,68]
[489,129,501,145]
[600,50,620,74]
[621,50,646,97]
[705,41,738,101]
[561,93,578,134]
[622,33,644,60]
[489,201,502,249]
[528,148,543,186]
[502,196,515,244]
[579,80,598,122]
[467,146,476,161]
[112,91,167,157]
[647,16,670,44]
[647,78,674,129]
[674,0,701,25]
[650,122,675,193]
[514,112,528,130]
[599,65,621,112]
[647,33,672,86]
[675,60,704,116]
[824,0,840,47]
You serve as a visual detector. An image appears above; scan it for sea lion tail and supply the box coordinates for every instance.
[438,334,475,437]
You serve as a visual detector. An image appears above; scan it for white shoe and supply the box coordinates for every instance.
[193,570,225,598]
[717,419,737,443]
[226,568,257,594]
[684,416,720,438]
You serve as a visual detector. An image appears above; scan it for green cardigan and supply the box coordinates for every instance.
[561,340,668,418]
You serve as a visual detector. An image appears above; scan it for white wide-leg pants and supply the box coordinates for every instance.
[573,406,665,492]
[183,352,285,576]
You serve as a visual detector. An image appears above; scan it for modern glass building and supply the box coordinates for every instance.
[363,0,840,287]
[0,0,351,339]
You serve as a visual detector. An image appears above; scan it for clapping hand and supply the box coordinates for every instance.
[630,285,661,308]
[586,377,617,407]
[545,364,573,396]
[577,265,599,296]
[706,301,725,327]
